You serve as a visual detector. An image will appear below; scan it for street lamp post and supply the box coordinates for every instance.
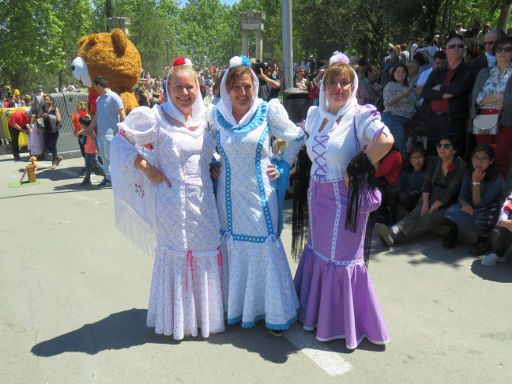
[282,0,293,90]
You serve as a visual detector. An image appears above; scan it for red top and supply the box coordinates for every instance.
[375,150,404,186]
[8,110,30,128]
[430,68,456,113]
[83,132,97,154]
[88,89,100,115]
[72,110,88,135]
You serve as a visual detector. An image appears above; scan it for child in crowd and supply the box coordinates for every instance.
[78,115,102,186]
[72,101,89,161]
[445,144,505,254]
[482,191,512,266]
[388,146,427,223]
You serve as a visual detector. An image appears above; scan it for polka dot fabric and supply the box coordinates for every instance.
[123,106,224,340]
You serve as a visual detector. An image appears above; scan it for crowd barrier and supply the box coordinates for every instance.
[0,93,88,155]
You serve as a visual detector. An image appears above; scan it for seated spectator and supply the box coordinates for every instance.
[388,145,427,222]
[376,135,467,246]
[372,146,404,224]
[481,191,512,266]
[444,144,505,253]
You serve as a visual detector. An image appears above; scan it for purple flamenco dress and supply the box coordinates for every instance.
[294,104,390,349]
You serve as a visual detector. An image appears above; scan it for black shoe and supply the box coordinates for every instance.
[375,223,396,246]
[98,179,111,187]
[80,178,92,186]
[471,237,489,256]
[443,220,458,249]
[13,155,21,161]
[268,329,284,337]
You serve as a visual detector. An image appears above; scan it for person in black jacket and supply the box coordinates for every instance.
[422,35,477,157]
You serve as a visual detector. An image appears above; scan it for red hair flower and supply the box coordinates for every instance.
[172,57,192,67]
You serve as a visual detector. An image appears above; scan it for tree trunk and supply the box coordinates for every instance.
[440,0,450,35]
[497,0,512,31]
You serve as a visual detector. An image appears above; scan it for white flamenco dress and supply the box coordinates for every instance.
[110,105,224,339]
[211,89,304,329]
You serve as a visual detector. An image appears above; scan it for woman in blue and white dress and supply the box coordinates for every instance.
[209,56,304,332]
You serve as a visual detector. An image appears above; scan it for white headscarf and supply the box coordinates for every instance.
[217,55,263,127]
[319,52,359,122]
[161,57,205,128]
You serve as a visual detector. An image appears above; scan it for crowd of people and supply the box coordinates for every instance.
[2,21,511,350]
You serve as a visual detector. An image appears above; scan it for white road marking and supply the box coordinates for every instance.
[285,325,353,376]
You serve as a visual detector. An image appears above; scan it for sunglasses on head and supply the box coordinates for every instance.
[436,143,453,149]
[496,46,512,52]
[447,43,465,49]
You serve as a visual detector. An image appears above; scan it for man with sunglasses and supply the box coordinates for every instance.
[422,35,476,156]
[471,30,500,74]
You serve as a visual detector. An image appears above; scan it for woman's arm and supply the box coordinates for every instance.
[133,154,170,185]
[365,130,393,166]
[55,107,61,123]
[267,99,305,167]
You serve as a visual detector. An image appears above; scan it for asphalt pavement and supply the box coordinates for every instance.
[1,154,511,384]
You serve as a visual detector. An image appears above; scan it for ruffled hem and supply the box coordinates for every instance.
[294,247,389,349]
[227,312,298,330]
[146,247,225,340]
[222,235,299,330]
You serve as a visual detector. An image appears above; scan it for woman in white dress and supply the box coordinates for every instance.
[209,56,304,334]
[110,58,224,340]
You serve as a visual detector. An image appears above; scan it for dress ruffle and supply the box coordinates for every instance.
[222,235,299,330]
[294,246,389,349]
[147,247,225,340]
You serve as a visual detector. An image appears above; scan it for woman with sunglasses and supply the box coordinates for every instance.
[422,35,475,156]
[376,135,467,246]
[469,34,512,178]
[444,144,504,253]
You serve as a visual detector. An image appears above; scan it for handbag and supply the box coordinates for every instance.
[472,113,499,135]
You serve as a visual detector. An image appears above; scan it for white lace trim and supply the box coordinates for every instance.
[307,244,365,267]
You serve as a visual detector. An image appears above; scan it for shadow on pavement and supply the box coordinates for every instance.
[36,166,83,181]
[31,309,168,356]
[30,308,300,363]
[207,322,299,363]
[470,259,512,283]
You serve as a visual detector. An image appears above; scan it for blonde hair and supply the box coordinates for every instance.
[167,65,198,86]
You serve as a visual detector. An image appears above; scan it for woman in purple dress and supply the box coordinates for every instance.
[293,52,393,349]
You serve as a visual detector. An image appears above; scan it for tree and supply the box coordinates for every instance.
[497,0,512,30]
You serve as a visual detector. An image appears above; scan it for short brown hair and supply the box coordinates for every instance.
[225,66,254,91]
[323,63,355,89]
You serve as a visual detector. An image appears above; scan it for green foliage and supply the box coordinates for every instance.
[1,0,511,93]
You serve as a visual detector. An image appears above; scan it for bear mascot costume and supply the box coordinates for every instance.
[71,28,141,115]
